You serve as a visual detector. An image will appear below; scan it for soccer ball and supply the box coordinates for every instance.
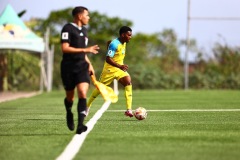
[134,107,147,120]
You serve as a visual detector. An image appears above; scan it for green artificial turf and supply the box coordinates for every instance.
[0,90,239,160]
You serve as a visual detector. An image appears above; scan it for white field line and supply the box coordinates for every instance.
[107,109,240,112]
[56,101,111,160]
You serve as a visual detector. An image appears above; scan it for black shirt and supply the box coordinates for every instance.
[61,23,88,61]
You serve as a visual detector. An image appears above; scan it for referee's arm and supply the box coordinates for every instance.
[61,42,99,54]
[85,55,95,75]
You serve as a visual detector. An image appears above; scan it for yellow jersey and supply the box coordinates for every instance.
[103,38,126,72]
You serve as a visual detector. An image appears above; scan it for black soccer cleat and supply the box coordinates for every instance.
[76,124,88,134]
[66,112,75,131]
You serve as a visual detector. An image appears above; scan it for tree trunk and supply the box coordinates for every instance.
[0,54,7,91]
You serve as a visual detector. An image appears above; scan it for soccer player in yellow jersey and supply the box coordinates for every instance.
[87,26,133,117]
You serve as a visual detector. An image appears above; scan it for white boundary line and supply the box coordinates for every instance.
[56,104,240,160]
[107,109,240,112]
[56,101,111,160]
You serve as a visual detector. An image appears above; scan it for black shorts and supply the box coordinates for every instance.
[61,60,90,91]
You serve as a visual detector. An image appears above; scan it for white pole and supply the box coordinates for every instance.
[48,44,54,92]
[184,0,191,90]
[45,28,51,92]
[39,52,44,92]
[113,79,119,95]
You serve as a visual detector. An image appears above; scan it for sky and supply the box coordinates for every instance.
[1,0,240,61]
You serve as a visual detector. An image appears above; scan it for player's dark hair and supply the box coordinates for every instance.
[72,6,88,17]
[119,26,132,35]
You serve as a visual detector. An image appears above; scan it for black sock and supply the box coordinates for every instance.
[64,98,73,113]
[77,98,86,126]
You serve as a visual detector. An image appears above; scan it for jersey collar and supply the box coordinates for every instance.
[70,23,82,30]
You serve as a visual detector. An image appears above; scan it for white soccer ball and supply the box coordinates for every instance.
[134,107,147,120]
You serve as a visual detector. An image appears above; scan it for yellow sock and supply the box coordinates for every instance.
[87,88,100,108]
[125,85,132,110]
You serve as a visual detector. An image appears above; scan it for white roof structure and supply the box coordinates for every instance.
[0,4,44,53]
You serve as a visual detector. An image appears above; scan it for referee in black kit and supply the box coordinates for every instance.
[60,6,99,134]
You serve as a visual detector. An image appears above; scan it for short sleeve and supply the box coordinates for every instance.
[61,24,71,43]
[107,41,117,57]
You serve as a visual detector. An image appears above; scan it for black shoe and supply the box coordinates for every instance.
[66,112,74,131]
[76,124,88,134]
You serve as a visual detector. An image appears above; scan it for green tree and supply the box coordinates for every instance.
[27,8,133,88]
